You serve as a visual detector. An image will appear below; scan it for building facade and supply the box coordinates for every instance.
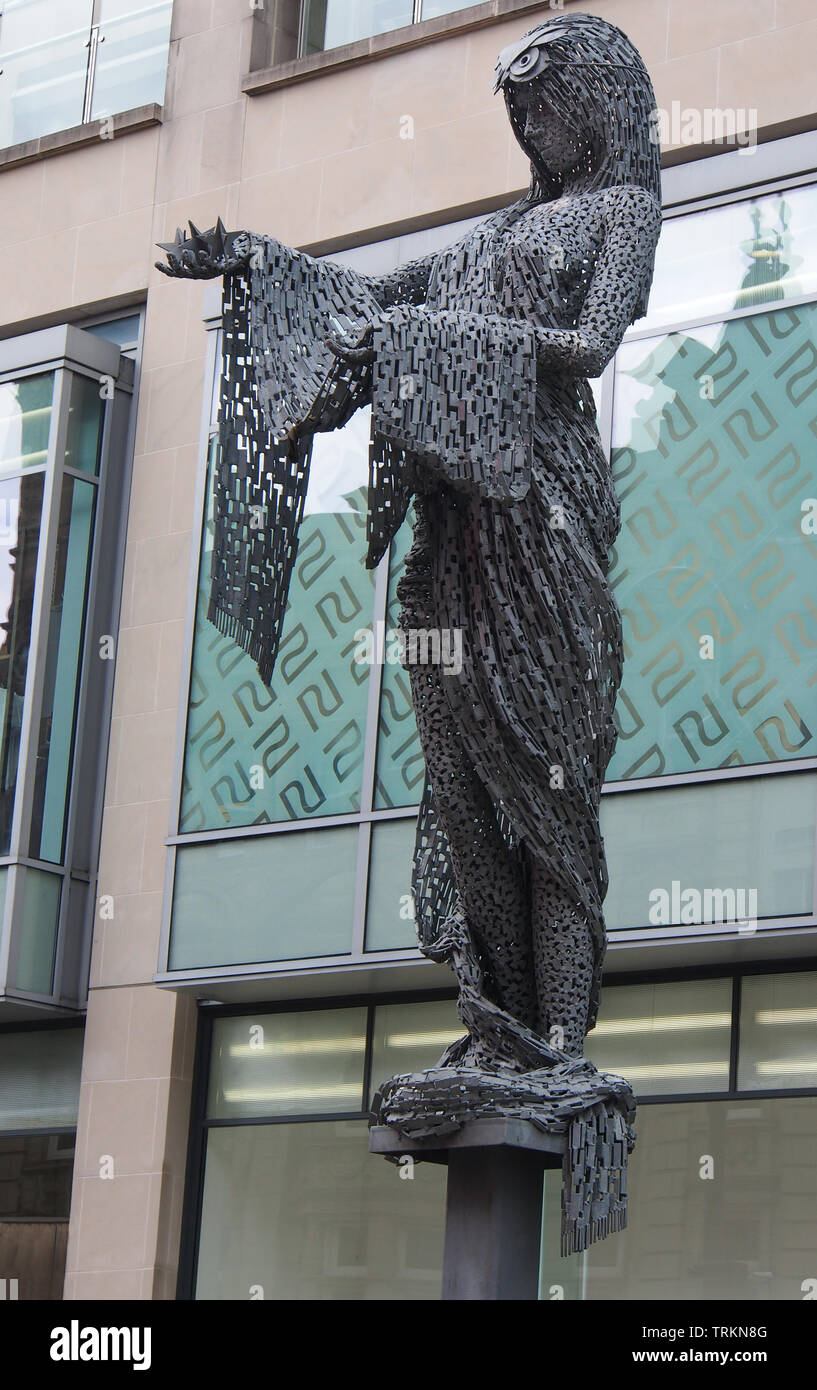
[0,0,815,1301]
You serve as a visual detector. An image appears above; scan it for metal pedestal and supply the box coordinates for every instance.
[370,1117,564,1301]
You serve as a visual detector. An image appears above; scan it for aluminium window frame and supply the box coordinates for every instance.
[157,131,817,992]
[0,324,135,1018]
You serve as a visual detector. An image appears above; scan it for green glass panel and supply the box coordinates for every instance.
[374,503,424,810]
[13,868,61,995]
[585,978,733,1095]
[92,0,173,118]
[196,1120,445,1300]
[540,1097,817,1300]
[181,414,376,831]
[30,477,96,863]
[207,1009,368,1120]
[169,826,358,969]
[64,372,104,475]
[609,296,817,779]
[370,998,462,1101]
[0,373,53,475]
[738,971,817,1090]
[0,0,92,148]
[0,473,45,855]
[642,185,817,333]
[422,0,478,17]
[602,772,815,931]
[0,1025,82,1129]
[365,816,418,950]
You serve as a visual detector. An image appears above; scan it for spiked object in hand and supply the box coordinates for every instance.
[155,219,251,279]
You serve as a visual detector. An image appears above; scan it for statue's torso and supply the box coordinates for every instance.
[427,191,608,332]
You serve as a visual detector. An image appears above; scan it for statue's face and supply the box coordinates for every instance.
[512,82,584,178]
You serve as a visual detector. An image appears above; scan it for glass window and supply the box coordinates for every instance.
[738,971,817,1091]
[0,1027,83,1130]
[366,817,417,950]
[609,297,817,780]
[585,979,733,1096]
[91,0,173,118]
[13,868,61,994]
[0,0,93,147]
[0,473,46,855]
[0,374,53,476]
[29,476,96,864]
[180,415,376,832]
[196,1120,445,1299]
[169,826,359,970]
[602,772,816,931]
[63,372,104,476]
[302,1,415,55]
[374,504,424,810]
[539,1097,817,1300]
[370,998,462,1099]
[207,1009,368,1120]
[421,0,476,17]
[640,185,817,334]
[0,1131,74,1298]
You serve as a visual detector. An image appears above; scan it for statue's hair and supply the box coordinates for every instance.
[503,15,662,316]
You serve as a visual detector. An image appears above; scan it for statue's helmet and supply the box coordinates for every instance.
[494,14,661,205]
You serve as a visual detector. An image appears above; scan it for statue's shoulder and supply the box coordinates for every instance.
[599,184,663,227]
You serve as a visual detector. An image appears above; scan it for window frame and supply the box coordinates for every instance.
[0,324,135,1015]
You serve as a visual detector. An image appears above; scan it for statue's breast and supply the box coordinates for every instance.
[494,200,605,328]
[427,198,606,329]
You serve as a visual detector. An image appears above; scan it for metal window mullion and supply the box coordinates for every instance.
[81,23,102,126]
[7,367,70,865]
[413,0,424,24]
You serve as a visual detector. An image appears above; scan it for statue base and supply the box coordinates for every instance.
[370,1117,564,1300]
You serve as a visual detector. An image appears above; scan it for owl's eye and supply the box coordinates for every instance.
[509,46,541,80]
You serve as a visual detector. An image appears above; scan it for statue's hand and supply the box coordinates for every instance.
[325,323,375,366]
[155,219,251,279]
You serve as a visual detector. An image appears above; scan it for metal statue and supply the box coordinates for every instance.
[159,12,662,1253]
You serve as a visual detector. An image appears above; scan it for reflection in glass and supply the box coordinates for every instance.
[640,186,817,333]
[0,374,53,475]
[30,478,96,864]
[196,1120,444,1299]
[540,1097,817,1300]
[0,1026,83,1129]
[365,816,417,950]
[609,297,817,779]
[92,0,174,118]
[374,503,423,809]
[0,474,45,855]
[0,1132,75,1298]
[64,372,104,475]
[370,999,462,1101]
[585,978,732,1095]
[207,1009,368,1120]
[13,868,61,994]
[602,773,815,931]
[169,826,358,969]
[0,0,93,147]
[181,412,376,831]
[738,972,817,1090]
[303,0,414,54]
